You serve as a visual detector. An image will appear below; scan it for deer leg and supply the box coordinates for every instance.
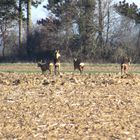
[121,65,123,75]
[79,67,82,74]
[81,66,84,74]
[49,65,53,75]
[54,66,57,75]
[58,65,60,74]
[124,65,127,74]
[48,69,51,75]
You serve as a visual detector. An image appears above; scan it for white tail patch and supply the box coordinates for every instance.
[55,62,60,66]
[49,63,53,66]
[80,63,84,67]
[57,53,61,58]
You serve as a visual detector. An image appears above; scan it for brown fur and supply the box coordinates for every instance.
[54,50,61,75]
[38,62,53,74]
[121,57,131,75]
[54,62,60,75]
[73,58,84,74]
[121,63,128,75]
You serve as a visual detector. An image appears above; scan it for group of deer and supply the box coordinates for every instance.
[38,50,131,75]
[38,50,85,75]
[37,50,61,75]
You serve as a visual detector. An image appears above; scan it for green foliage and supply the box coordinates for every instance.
[77,0,96,54]
[0,0,18,40]
[0,0,18,22]
[78,0,96,8]
[114,0,140,24]
[46,0,96,57]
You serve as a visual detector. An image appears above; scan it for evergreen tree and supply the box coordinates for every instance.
[18,0,24,48]
[26,0,43,57]
[0,0,18,57]
[45,0,96,57]
[77,0,96,55]
[26,0,32,57]
[21,0,43,57]
[114,0,140,23]
[114,0,140,56]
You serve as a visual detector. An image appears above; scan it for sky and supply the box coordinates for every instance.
[120,0,140,6]
[31,0,140,24]
[31,0,49,24]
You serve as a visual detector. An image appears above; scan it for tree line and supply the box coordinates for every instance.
[0,0,140,63]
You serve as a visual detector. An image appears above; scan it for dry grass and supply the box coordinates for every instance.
[0,63,140,74]
[0,63,140,139]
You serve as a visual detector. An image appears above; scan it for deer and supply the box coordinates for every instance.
[73,58,85,74]
[121,56,131,75]
[37,61,53,74]
[53,50,61,75]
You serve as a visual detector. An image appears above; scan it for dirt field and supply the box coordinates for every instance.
[0,63,140,139]
[0,63,140,74]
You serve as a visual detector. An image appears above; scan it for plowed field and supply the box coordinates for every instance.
[0,63,140,139]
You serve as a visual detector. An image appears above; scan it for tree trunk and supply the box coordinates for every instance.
[98,0,103,47]
[2,32,6,58]
[27,0,32,57]
[105,3,110,44]
[137,27,140,57]
[78,0,96,55]
[19,0,22,48]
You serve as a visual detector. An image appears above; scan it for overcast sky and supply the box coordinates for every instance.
[31,0,140,24]
[119,0,140,6]
[31,0,48,24]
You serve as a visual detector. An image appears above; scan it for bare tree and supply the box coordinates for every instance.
[18,0,23,48]
[0,0,18,57]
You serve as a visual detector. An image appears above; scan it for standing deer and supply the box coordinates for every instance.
[73,58,85,74]
[37,61,53,74]
[54,50,61,75]
[121,56,131,75]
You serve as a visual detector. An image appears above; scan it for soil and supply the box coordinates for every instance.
[0,70,140,139]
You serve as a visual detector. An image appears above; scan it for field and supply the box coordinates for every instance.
[0,63,140,139]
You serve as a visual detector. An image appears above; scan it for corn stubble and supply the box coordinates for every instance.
[0,73,139,139]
